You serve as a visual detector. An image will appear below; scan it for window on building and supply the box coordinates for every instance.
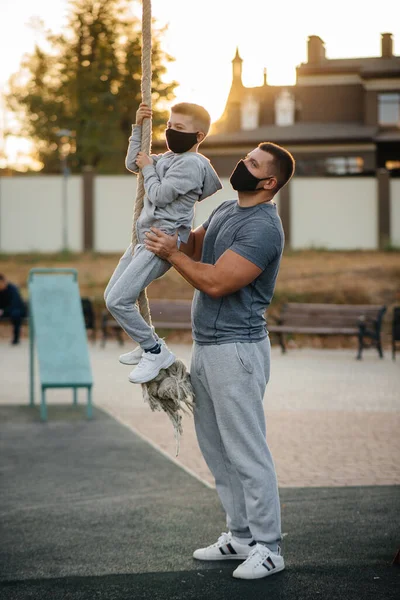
[296,157,364,176]
[296,159,325,176]
[378,93,400,126]
[241,95,259,131]
[325,157,364,175]
[275,89,295,126]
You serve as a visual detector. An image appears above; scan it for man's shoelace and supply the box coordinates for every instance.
[214,532,231,547]
[243,546,271,567]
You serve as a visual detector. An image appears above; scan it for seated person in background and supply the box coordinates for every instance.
[0,274,27,345]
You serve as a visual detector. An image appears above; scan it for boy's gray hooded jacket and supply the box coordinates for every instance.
[125,125,222,243]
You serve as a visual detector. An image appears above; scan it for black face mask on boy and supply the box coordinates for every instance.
[230,159,271,192]
[165,128,198,153]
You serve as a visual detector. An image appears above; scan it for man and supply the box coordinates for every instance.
[145,142,295,580]
[0,274,27,345]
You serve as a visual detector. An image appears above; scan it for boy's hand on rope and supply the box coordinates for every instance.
[136,151,153,169]
[136,102,152,125]
[145,228,179,261]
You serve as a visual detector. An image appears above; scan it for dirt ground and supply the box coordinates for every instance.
[1,249,399,348]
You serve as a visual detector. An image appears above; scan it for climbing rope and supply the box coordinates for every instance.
[131,0,194,454]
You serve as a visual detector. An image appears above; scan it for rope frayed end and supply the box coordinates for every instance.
[141,359,195,455]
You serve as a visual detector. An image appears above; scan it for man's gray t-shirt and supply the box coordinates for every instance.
[192,199,284,345]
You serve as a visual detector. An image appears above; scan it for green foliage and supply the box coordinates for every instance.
[7,0,177,173]
[382,240,400,252]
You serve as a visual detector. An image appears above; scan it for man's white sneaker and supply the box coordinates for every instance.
[232,543,285,579]
[193,532,255,561]
[128,344,175,384]
[119,345,143,365]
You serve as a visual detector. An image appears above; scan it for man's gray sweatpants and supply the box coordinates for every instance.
[104,244,170,350]
[190,338,281,551]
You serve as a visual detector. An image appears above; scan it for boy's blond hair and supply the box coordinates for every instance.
[171,103,211,135]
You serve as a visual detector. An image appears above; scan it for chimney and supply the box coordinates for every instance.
[381,33,393,58]
[307,35,326,63]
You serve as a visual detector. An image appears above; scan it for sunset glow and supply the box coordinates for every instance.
[1,0,400,167]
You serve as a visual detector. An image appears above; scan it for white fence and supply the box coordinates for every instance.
[0,174,398,252]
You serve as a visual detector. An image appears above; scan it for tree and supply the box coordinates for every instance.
[7,0,177,173]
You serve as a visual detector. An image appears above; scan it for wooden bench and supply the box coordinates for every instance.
[268,303,387,359]
[101,299,192,346]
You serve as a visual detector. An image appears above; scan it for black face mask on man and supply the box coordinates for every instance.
[165,128,198,154]
[229,159,271,192]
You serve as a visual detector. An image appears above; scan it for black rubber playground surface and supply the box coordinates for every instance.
[0,404,399,600]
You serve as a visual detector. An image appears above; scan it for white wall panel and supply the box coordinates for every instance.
[94,175,137,252]
[0,176,82,252]
[290,177,378,249]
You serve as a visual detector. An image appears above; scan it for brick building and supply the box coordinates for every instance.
[201,33,400,178]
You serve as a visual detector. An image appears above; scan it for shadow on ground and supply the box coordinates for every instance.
[2,564,399,600]
[0,405,399,600]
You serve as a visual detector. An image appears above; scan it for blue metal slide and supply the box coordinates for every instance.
[28,268,93,421]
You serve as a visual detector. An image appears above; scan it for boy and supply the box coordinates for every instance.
[104,102,222,384]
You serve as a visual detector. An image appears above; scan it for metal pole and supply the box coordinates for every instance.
[29,307,35,406]
[62,155,69,250]
[57,129,72,251]
[87,386,93,419]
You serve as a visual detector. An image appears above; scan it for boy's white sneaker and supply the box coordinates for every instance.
[119,327,159,365]
[193,532,255,561]
[119,346,143,365]
[232,543,285,579]
[129,344,175,384]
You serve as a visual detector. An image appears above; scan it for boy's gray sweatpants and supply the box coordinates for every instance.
[190,338,281,551]
[104,244,170,350]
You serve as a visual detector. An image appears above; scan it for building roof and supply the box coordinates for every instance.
[204,123,378,146]
[297,57,400,78]
[375,130,400,142]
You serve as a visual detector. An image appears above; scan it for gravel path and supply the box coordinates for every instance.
[1,340,399,488]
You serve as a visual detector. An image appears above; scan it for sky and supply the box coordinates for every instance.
[1,0,400,167]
